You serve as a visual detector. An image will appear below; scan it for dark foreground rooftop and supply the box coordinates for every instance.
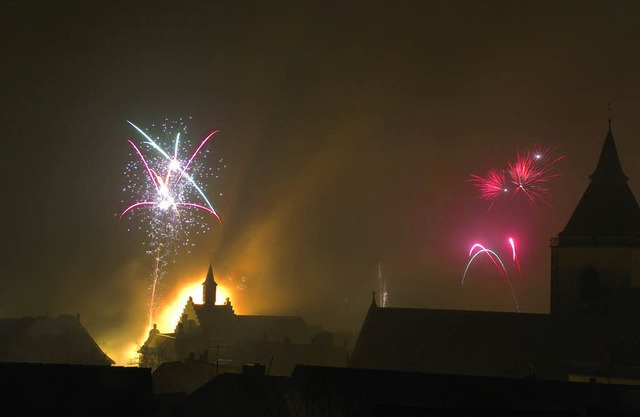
[0,362,154,417]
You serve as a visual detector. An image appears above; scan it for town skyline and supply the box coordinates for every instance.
[4,1,640,365]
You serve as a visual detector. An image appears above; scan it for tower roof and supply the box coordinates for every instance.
[559,126,640,239]
[203,263,217,286]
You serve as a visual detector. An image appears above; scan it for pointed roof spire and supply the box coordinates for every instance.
[203,263,216,285]
[371,291,377,308]
[589,108,627,183]
[202,263,218,306]
[559,122,640,239]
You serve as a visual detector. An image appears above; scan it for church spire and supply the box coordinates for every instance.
[203,263,218,306]
[558,122,640,239]
[588,119,628,184]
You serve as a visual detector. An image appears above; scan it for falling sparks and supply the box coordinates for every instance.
[462,243,509,285]
[119,117,224,330]
[462,240,520,312]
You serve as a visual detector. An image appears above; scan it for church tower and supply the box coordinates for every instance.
[203,263,217,306]
[550,122,640,315]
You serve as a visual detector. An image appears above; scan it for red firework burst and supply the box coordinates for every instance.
[468,168,508,209]
[469,144,564,208]
[508,145,565,206]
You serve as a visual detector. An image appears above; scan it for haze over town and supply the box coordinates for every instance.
[4,1,640,365]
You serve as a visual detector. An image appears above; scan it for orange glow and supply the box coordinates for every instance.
[153,279,230,333]
[122,342,142,366]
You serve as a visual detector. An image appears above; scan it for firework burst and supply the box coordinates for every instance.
[468,144,564,209]
[120,117,223,329]
[468,168,508,209]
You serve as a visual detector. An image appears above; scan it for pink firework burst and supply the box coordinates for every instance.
[508,145,565,207]
[469,144,564,208]
[119,118,224,330]
[467,168,508,209]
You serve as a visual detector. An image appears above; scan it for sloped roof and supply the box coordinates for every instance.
[171,371,291,417]
[350,306,564,380]
[152,360,219,395]
[202,263,217,287]
[290,364,640,416]
[233,315,310,343]
[559,127,640,239]
[0,315,114,365]
[192,303,234,328]
[175,298,310,345]
[143,331,176,350]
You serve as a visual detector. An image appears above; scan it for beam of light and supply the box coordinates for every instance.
[462,243,520,312]
[508,237,521,271]
[120,118,224,330]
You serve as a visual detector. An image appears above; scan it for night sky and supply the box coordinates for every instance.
[3,1,640,363]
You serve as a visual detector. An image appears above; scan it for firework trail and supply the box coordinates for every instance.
[462,242,520,312]
[377,261,388,307]
[462,244,508,285]
[508,237,521,271]
[468,144,564,209]
[120,118,223,329]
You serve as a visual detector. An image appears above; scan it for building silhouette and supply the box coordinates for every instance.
[7,122,640,417]
[0,362,155,417]
[0,313,113,366]
[139,264,351,377]
[350,123,640,383]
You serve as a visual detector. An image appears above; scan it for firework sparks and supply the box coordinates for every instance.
[462,241,520,312]
[508,237,521,271]
[468,144,564,209]
[377,261,388,307]
[119,118,223,329]
[462,243,508,285]
[468,168,508,210]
